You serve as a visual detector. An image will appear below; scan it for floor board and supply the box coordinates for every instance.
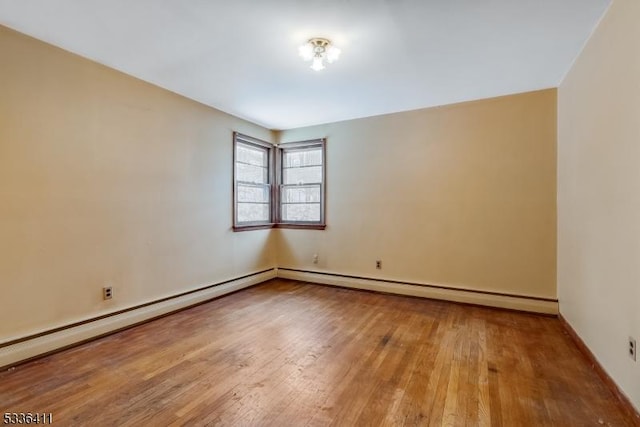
[0,279,635,426]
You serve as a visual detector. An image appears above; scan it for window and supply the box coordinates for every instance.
[233,133,326,231]
[278,140,325,226]
[233,133,273,229]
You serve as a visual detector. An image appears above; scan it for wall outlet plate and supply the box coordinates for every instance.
[630,337,636,361]
[103,286,113,300]
[376,260,382,269]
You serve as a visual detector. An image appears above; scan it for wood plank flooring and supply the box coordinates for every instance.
[0,279,636,426]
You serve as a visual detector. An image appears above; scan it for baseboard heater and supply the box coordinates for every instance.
[0,268,277,370]
[1,267,557,370]
[277,268,558,315]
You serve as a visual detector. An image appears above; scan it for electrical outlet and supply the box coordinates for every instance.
[103,286,113,300]
[376,260,382,269]
[630,337,636,361]
[313,254,318,264]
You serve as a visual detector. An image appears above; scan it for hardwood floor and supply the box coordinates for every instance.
[0,279,636,426]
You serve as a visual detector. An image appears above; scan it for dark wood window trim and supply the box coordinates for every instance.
[274,223,327,230]
[232,132,275,231]
[276,139,326,229]
[232,224,275,232]
[232,134,326,232]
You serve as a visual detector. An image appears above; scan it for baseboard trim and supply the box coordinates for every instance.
[0,268,277,370]
[277,268,558,314]
[559,314,640,423]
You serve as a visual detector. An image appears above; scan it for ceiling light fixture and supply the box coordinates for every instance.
[298,38,341,71]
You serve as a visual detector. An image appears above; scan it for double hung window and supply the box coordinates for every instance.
[279,141,325,224]
[233,133,325,230]
[233,135,273,227]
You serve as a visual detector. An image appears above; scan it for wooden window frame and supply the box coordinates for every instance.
[232,133,275,231]
[275,139,326,230]
[232,133,326,231]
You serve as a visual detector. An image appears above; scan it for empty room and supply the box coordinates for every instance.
[1,0,639,425]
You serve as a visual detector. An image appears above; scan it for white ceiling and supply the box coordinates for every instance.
[0,0,610,130]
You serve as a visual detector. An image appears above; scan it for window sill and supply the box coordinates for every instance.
[274,223,326,230]
[232,223,326,232]
[232,224,275,232]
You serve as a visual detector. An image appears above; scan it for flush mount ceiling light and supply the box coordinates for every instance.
[298,38,341,71]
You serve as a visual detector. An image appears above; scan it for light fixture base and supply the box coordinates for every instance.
[309,38,331,49]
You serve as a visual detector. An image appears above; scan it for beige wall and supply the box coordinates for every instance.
[0,26,276,342]
[278,89,557,299]
[0,21,558,351]
[558,0,640,410]
[3,1,636,410]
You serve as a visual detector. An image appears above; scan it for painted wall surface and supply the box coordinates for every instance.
[0,26,275,341]
[277,89,557,299]
[558,0,640,410]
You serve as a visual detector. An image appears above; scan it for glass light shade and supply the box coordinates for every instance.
[311,57,325,71]
[326,46,341,63]
[299,38,340,70]
[298,43,314,61]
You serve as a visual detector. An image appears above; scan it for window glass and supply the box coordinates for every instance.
[234,137,272,226]
[280,144,324,224]
[232,134,326,230]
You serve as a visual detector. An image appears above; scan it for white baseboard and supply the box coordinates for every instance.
[0,268,276,369]
[277,268,558,315]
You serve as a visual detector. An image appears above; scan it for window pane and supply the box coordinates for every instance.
[283,165,322,184]
[283,148,322,168]
[237,144,267,167]
[278,142,324,225]
[237,202,270,223]
[282,203,321,222]
[282,185,320,203]
[233,135,273,228]
[237,163,267,184]
[238,184,269,203]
